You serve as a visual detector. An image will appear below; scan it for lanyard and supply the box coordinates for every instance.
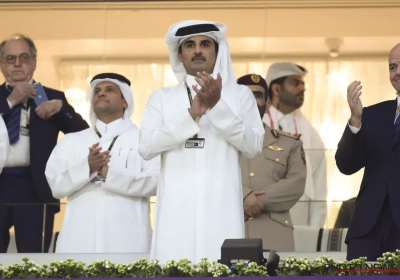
[90,127,119,184]
[21,103,30,127]
[186,85,200,139]
[94,127,119,151]
[266,110,298,135]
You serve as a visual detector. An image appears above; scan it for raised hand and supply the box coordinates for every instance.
[8,82,36,107]
[188,94,209,120]
[347,80,363,128]
[193,71,222,109]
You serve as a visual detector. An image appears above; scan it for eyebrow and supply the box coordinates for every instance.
[200,39,212,44]
[389,63,398,67]
[184,39,212,45]
[291,78,305,85]
[6,52,30,56]
[94,85,116,90]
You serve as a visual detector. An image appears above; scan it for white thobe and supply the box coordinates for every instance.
[45,119,160,253]
[0,115,10,172]
[263,106,327,228]
[139,75,264,264]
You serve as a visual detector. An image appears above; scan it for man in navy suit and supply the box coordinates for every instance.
[0,34,89,253]
[336,43,400,261]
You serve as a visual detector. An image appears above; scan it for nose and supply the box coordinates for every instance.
[14,57,22,67]
[194,45,201,54]
[98,89,106,97]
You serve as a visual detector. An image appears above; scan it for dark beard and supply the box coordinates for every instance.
[258,104,266,119]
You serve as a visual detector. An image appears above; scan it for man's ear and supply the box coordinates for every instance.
[271,84,281,98]
[178,52,183,62]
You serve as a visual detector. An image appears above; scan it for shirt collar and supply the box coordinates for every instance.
[269,104,296,119]
[5,80,34,87]
[395,95,400,119]
[95,118,124,137]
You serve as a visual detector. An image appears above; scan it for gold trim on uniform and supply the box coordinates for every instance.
[275,129,301,140]
[267,145,283,151]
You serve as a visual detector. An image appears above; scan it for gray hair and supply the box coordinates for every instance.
[0,34,37,60]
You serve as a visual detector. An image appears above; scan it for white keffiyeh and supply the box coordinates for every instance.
[87,77,137,144]
[165,20,240,114]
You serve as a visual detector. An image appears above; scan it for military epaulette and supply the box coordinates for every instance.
[270,129,301,140]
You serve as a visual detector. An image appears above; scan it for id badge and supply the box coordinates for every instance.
[185,138,205,149]
[20,126,29,136]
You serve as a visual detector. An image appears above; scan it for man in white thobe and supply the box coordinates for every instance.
[263,62,327,228]
[45,73,159,253]
[139,20,264,264]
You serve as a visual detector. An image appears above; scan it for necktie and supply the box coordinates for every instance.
[5,85,21,144]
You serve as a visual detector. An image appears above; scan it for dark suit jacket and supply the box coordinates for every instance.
[335,99,400,243]
[334,197,356,229]
[0,83,89,209]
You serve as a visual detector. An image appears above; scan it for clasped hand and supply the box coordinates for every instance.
[243,191,265,221]
[188,72,222,119]
[35,100,62,120]
[88,143,111,178]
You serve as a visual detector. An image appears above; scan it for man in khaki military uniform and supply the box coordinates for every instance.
[237,74,307,251]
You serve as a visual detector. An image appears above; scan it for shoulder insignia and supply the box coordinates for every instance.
[275,129,301,140]
[301,146,306,165]
[270,129,279,138]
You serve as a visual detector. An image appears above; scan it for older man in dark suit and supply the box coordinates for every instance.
[0,34,89,253]
[336,43,400,260]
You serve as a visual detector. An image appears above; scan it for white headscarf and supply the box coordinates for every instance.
[165,20,239,113]
[87,77,137,144]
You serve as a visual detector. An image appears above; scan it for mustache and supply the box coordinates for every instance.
[192,55,205,61]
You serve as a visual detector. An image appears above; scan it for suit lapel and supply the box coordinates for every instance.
[387,99,400,150]
[28,98,37,125]
[0,83,9,99]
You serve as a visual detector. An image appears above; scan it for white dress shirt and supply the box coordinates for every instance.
[4,82,30,167]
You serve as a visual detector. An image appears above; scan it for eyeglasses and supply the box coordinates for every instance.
[2,54,34,64]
